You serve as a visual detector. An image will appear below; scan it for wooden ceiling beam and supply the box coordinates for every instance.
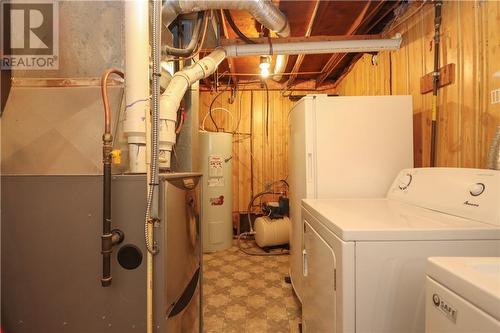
[316,1,401,86]
[286,0,321,86]
[199,79,338,92]
[316,1,373,86]
[219,9,238,86]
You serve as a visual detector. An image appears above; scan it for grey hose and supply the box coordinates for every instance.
[163,11,207,57]
[145,0,161,255]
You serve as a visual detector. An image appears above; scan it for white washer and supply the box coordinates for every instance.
[301,168,500,333]
[425,257,500,332]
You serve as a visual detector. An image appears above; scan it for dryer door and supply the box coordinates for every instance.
[303,219,337,333]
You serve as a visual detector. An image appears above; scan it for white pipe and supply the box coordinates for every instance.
[273,54,288,81]
[124,0,149,173]
[224,35,403,57]
[162,48,226,119]
[158,95,177,168]
[164,0,290,37]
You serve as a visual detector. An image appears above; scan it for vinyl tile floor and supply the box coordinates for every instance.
[202,240,301,333]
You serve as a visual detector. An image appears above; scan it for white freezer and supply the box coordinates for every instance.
[288,94,414,300]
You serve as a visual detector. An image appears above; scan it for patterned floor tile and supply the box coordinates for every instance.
[203,240,301,333]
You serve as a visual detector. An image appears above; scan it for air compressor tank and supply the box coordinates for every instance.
[254,216,290,248]
[199,131,233,252]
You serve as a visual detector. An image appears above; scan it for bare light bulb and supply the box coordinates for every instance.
[259,55,271,78]
[260,67,270,78]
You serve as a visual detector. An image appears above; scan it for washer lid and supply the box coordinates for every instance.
[302,198,500,241]
[427,257,500,321]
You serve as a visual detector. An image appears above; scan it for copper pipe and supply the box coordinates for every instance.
[100,68,125,135]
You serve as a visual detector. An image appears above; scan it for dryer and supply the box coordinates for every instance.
[301,168,500,333]
[425,257,500,332]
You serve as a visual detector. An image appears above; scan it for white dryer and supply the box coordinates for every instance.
[425,257,500,332]
[301,168,500,333]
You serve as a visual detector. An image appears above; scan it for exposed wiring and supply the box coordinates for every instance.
[264,81,270,140]
[163,11,206,57]
[237,233,289,256]
[223,9,257,45]
[201,107,236,132]
[209,90,225,131]
[166,10,210,61]
[125,97,150,110]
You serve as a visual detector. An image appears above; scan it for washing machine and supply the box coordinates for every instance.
[425,257,500,332]
[300,168,500,333]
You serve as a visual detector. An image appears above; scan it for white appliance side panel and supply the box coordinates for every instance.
[303,220,336,333]
[302,207,355,333]
[289,96,316,301]
[425,277,500,333]
[314,95,414,198]
[355,240,500,333]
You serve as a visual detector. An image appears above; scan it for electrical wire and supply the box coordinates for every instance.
[264,81,270,140]
[163,11,205,57]
[208,89,226,131]
[201,107,236,132]
[222,9,257,45]
[165,10,210,61]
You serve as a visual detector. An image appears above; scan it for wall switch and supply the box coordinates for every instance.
[491,88,500,105]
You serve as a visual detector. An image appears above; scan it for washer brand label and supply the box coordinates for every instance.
[463,200,479,207]
[432,293,457,323]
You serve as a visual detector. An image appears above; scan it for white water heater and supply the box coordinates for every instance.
[199,131,233,252]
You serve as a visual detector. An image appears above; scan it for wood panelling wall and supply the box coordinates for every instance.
[336,1,500,168]
[199,90,296,213]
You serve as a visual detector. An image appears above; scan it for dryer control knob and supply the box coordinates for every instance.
[469,183,485,196]
[398,173,412,190]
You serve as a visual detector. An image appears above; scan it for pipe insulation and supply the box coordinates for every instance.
[163,0,291,37]
[224,35,403,57]
[124,0,149,173]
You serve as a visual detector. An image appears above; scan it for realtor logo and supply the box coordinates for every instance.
[1,0,58,70]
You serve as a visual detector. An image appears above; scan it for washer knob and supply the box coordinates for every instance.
[398,173,412,190]
[469,183,485,196]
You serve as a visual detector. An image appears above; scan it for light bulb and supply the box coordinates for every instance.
[259,62,270,70]
[260,67,270,78]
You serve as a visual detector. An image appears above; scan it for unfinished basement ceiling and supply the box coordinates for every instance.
[201,0,401,88]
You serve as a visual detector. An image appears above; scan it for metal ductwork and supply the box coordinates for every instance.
[162,0,291,37]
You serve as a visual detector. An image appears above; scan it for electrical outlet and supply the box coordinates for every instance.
[491,88,500,105]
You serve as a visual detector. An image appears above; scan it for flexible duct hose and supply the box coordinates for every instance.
[163,11,207,56]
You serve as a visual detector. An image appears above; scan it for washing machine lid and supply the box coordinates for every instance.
[427,257,500,321]
[302,198,500,241]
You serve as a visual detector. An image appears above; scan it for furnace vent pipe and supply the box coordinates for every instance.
[124,0,149,173]
[163,0,291,38]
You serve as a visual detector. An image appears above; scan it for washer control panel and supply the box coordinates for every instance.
[388,168,500,227]
[468,183,485,196]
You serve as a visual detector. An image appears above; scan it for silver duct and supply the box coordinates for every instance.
[163,0,291,37]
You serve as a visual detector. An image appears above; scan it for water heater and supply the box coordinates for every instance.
[199,131,233,252]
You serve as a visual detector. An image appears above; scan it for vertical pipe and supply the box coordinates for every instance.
[146,0,162,332]
[124,0,149,173]
[100,68,124,287]
[430,0,442,167]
